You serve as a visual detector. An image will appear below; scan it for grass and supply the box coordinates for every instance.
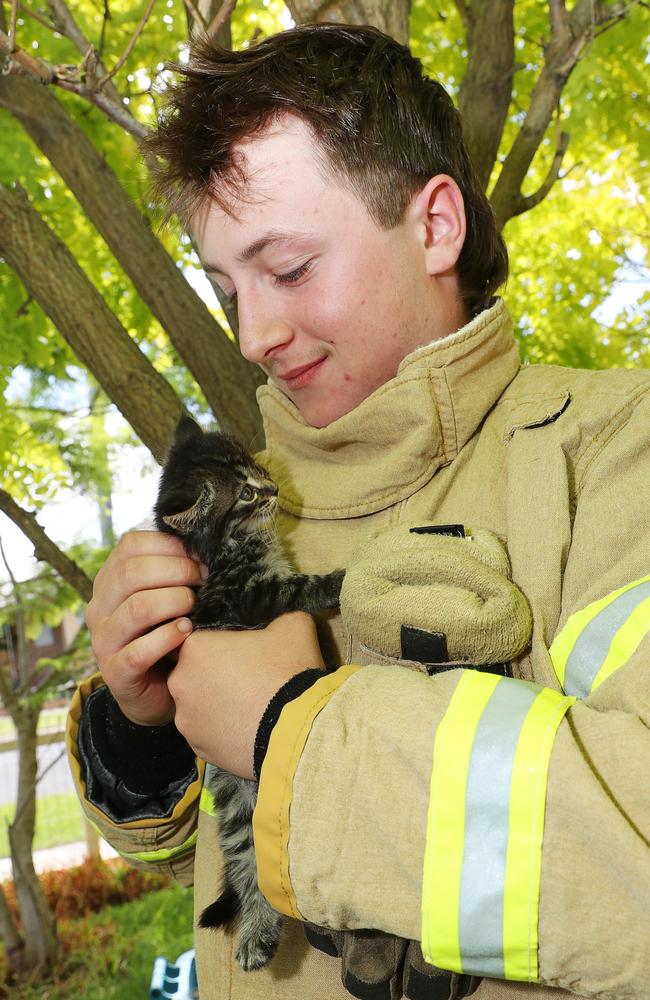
[0,793,84,857]
[0,881,195,999]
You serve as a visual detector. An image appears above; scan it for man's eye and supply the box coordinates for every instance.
[274,261,312,286]
[240,485,254,501]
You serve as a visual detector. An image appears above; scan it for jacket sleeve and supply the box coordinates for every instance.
[67,673,205,886]
[253,385,650,999]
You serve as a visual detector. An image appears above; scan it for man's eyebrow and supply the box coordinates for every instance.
[202,230,312,275]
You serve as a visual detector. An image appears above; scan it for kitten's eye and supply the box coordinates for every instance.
[239,485,254,501]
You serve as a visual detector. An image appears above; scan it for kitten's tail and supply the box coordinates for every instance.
[199,883,239,930]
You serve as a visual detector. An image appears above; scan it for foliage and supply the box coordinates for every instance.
[0,543,104,639]
[0,877,192,998]
[0,0,647,566]
[2,858,171,923]
[411,0,649,368]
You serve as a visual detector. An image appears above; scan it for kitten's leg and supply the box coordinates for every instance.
[199,769,252,930]
[200,770,282,971]
[229,840,283,971]
[244,569,345,623]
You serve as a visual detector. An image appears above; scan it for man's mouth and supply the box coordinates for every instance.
[274,357,327,390]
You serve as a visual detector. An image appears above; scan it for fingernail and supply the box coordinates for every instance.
[177,618,193,634]
[199,563,209,580]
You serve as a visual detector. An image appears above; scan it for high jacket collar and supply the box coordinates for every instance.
[256,299,521,519]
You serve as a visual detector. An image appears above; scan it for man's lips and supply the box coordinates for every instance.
[274,357,327,389]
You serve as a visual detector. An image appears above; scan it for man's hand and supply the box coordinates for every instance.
[168,612,325,780]
[85,530,205,726]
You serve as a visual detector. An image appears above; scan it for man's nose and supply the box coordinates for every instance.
[238,307,294,366]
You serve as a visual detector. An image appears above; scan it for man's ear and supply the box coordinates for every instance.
[411,175,466,277]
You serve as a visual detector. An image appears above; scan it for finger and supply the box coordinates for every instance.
[118,530,189,558]
[92,554,204,621]
[94,585,197,660]
[108,617,194,689]
[92,530,191,599]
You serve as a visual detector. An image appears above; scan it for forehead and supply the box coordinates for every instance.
[190,117,361,254]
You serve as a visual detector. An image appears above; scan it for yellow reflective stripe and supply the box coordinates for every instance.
[199,786,217,816]
[503,686,576,980]
[118,829,198,864]
[422,672,574,981]
[549,576,650,696]
[422,671,500,972]
[591,595,650,693]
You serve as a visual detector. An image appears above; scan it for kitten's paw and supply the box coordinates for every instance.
[235,937,277,972]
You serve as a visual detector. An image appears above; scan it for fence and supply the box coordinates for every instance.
[0,704,100,878]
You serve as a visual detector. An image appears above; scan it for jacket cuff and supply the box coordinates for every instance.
[253,664,365,919]
[85,685,195,794]
[253,669,325,781]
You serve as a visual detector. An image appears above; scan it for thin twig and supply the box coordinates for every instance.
[98,0,111,56]
[0,31,147,140]
[98,0,156,86]
[46,0,125,106]
[183,0,206,31]
[517,125,570,216]
[16,2,57,33]
[8,0,18,50]
[206,0,237,41]
[1,27,55,81]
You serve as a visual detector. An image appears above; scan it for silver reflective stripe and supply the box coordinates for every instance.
[564,580,650,698]
[458,680,540,977]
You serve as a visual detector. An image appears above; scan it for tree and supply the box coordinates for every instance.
[0,0,647,977]
[0,2,647,471]
[0,532,94,977]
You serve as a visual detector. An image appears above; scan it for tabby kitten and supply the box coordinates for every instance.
[154,415,344,971]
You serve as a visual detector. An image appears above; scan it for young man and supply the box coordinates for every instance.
[69,23,650,1000]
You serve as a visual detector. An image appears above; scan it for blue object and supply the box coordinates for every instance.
[150,949,198,999]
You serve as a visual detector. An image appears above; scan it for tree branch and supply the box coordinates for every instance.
[0,28,149,142]
[457,0,515,190]
[206,0,236,40]
[0,29,53,81]
[46,0,125,107]
[8,0,17,50]
[548,0,570,46]
[0,491,94,603]
[489,0,641,228]
[0,72,263,441]
[98,0,156,86]
[184,0,207,30]
[0,183,185,463]
[16,2,58,34]
[511,126,570,219]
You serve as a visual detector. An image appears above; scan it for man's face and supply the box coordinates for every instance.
[193,117,448,428]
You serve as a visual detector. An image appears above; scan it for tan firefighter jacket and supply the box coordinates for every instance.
[67,299,650,1000]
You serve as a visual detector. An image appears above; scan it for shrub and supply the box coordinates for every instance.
[2,859,170,922]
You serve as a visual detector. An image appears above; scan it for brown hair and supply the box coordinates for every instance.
[143,23,508,315]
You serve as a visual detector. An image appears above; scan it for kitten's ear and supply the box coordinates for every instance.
[162,483,212,534]
[174,414,203,447]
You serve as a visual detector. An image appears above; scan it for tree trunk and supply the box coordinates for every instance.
[0,554,58,978]
[285,0,411,45]
[8,709,58,974]
[0,184,185,464]
[457,0,515,191]
[0,883,26,977]
[0,74,264,444]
